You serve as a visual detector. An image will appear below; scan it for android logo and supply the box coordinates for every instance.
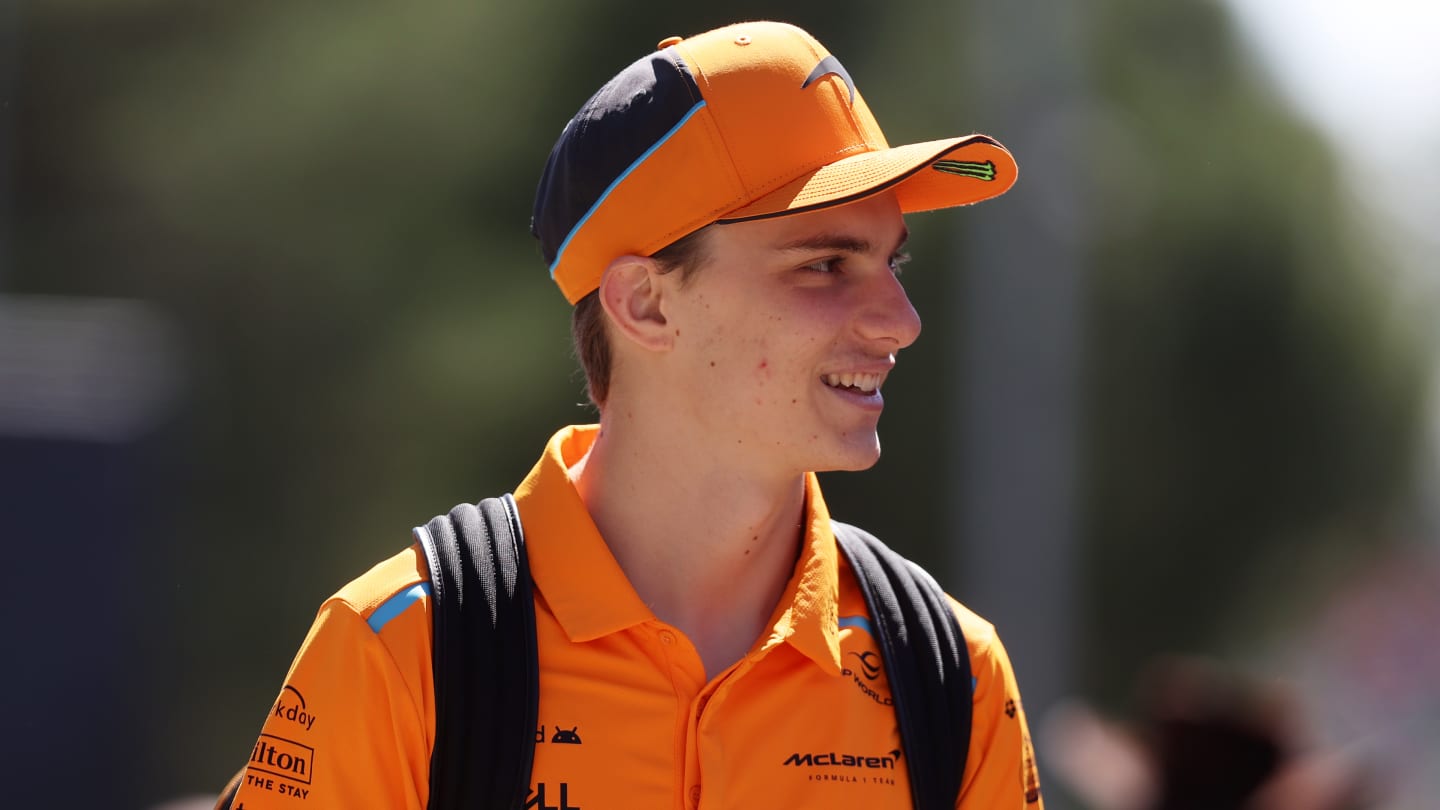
[551,726,582,744]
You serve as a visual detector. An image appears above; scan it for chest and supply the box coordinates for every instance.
[526,616,912,810]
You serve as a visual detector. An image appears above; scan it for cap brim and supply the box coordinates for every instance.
[719,134,1017,222]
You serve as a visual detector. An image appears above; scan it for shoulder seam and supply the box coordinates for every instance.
[365,581,433,633]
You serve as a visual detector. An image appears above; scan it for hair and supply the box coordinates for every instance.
[571,226,712,410]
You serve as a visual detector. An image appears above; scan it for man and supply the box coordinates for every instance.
[226,20,1039,809]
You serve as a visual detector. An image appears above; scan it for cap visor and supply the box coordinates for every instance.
[720,134,1017,222]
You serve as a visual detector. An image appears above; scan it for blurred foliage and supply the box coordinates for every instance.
[6,0,1431,804]
[1077,0,1430,710]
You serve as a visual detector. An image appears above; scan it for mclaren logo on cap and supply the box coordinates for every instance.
[933,159,997,181]
[802,55,857,105]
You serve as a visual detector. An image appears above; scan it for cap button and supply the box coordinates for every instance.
[656,35,683,50]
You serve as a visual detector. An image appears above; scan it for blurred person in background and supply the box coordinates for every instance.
[218,20,1041,809]
[1044,656,1374,810]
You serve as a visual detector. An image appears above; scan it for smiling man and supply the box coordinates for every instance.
[225,20,1039,810]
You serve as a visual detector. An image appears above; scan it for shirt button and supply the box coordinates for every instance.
[659,630,676,645]
[689,785,702,805]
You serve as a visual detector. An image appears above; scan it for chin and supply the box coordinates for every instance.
[813,436,883,473]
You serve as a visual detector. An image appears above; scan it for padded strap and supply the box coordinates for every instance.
[416,494,538,810]
[833,521,972,810]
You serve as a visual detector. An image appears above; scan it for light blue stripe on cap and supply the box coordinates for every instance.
[548,100,709,276]
[367,582,432,633]
[838,615,874,636]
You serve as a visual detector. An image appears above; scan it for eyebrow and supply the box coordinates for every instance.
[775,226,910,256]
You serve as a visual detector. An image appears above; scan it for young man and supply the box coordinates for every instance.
[226,20,1039,809]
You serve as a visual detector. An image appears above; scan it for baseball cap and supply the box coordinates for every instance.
[532,21,1019,304]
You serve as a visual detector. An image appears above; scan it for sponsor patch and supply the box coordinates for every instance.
[250,734,314,785]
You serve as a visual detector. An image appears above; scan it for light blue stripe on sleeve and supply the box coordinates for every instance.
[367,582,432,633]
[837,615,874,636]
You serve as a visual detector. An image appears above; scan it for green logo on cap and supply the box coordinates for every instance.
[932,160,996,181]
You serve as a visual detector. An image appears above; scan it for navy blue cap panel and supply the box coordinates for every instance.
[531,49,704,267]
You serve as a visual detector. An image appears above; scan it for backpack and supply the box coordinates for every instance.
[416,495,974,810]
[216,495,974,810]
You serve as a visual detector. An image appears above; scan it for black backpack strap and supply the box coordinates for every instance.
[833,521,972,810]
[415,494,539,810]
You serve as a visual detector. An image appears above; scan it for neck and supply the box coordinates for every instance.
[569,409,806,675]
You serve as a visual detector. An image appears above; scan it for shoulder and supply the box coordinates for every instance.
[945,596,1001,663]
[831,525,1008,673]
[831,524,1002,658]
[322,544,432,639]
[283,544,435,725]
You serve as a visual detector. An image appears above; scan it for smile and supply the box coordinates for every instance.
[822,372,881,394]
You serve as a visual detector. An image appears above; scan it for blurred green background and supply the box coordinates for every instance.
[4,1,1437,807]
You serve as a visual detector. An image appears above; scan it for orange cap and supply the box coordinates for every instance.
[532,21,1018,304]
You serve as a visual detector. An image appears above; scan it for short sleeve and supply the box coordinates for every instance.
[227,595,433,809]
[953,600,1044,809]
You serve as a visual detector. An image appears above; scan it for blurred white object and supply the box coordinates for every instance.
[0,294,182,442]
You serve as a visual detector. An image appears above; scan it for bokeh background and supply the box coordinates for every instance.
[4,1,1438,807]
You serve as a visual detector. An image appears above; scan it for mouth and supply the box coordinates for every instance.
[822,372,882,394]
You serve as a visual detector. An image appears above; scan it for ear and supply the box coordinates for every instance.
[598,254,676,353]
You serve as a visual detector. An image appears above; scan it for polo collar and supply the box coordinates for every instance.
[514,425,844,675]
[515,425,653,642]
[761,471,844,675]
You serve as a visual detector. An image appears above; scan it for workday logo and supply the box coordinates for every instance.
[272,684,317,732]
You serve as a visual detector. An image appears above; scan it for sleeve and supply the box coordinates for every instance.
[953,602,1044,809]
[227,597,433,810]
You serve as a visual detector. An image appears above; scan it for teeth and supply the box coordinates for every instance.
[824,372,881,393]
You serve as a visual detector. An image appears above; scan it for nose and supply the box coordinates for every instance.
[856,270,922,350]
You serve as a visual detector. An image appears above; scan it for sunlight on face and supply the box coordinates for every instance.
[660,191,920,478]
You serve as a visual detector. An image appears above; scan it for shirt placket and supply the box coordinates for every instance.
[650,620,772,810]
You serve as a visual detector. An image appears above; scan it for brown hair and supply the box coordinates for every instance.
[571,227,712,409]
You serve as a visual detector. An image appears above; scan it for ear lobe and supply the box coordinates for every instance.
[598,255,674,353]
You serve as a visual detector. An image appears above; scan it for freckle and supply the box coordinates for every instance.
[745,549,751,556]
[709,361,716,367]
[791,399,797,404]
[675,329,681,336]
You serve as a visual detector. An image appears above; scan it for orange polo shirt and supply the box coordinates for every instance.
[230,425,1042,809]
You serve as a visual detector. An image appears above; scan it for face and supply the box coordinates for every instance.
[659,191,921,479]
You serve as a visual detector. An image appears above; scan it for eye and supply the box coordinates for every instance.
[801,257,841,274]
[889,251,912,276]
